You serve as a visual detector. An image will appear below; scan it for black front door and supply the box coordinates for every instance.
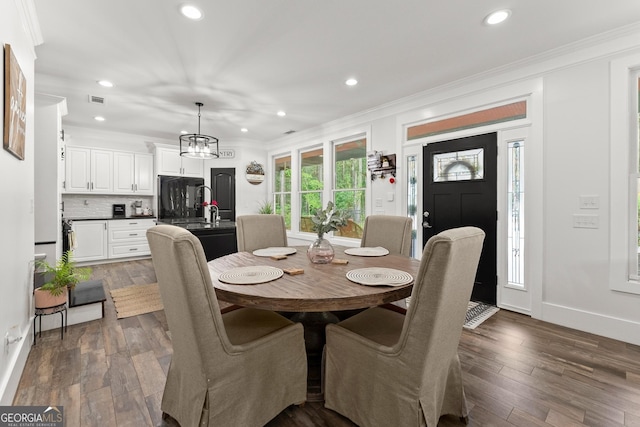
[210,168,236,221]
[423,133,497,304]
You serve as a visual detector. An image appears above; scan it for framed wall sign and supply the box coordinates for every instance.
[3,44,27,160]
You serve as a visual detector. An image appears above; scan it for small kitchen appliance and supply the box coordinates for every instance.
[133,200,143,215]
[112,204,126,218]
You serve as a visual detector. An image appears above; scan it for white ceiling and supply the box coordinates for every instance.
[32,0,640,145]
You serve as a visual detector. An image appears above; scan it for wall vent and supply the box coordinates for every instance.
[284,130,296,135]
[88,95,106,105]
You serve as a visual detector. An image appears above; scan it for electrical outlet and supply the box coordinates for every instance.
[573,214,599,229]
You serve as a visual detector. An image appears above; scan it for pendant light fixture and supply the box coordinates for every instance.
[179,102,219,159]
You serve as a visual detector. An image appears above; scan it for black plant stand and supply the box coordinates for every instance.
[33,303,67,345]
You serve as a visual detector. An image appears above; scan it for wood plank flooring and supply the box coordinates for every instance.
[13,259,640,426]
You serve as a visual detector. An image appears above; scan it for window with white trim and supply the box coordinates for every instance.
[609,56,640,294]
[332,138,366,238]
[631,73,640,280]
[274,155,291,229]
[299,148,323,233]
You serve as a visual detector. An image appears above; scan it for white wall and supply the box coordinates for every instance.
[34,94,65,262]
[266,27,640,345]
[203,142,268,217]
[540,51,640,339]
[0,0,37,404]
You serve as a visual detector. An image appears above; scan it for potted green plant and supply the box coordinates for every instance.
[307,201,350,264]
[34,251,92,309]
[258,200,274,214]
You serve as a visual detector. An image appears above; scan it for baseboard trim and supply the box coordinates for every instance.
[541,302,640,346]
[498,302,531,316]
[0,322,32,405]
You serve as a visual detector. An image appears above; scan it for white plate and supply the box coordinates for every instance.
[252,247,297,257]
[344,246,390,257]
[346,267,413,287]
[219,266,284,285]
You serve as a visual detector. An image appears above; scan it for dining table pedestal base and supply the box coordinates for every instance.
[290,311,340,402]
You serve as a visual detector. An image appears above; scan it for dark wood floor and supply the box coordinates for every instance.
[13,259,640,426]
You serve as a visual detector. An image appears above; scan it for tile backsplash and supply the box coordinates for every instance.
[62,194,154,218]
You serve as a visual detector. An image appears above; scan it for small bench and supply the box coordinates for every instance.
[69,279,107,318]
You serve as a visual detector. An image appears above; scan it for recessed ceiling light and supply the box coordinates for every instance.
[180,130,189,134]
[484,9,511,25]
[94,116,105,122]
[277,111,286,117]
[241,128,248,133]
[180,4,203,20]
[345,78,358,86]
[97,80,113,88]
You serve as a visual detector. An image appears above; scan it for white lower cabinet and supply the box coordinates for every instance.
[108,219,155,259]
[72,221,108,262]
[72,219,155,262]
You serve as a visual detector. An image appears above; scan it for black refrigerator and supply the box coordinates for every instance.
[157,175,204,220]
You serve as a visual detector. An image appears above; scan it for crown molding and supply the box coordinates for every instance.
[13,0,43,50]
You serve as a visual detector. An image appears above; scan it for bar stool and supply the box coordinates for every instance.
[33,302,67,345]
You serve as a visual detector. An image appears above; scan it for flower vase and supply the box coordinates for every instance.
[307,236,335,264]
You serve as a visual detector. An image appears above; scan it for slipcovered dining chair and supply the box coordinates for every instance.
[324,226,485,427]
[360,215,412,256]
[146,225,307,427]
[236,214,288,252]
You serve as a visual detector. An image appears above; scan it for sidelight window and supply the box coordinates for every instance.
[507,140,525,286]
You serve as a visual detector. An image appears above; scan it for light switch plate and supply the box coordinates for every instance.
[573,214,599,229]
[579,195,599,209]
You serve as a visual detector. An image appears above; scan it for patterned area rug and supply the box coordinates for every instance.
[110,282,234,319]
[464,301,500,329]
[110,283,164,319]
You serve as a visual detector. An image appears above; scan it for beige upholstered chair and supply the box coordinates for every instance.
[360,215,412,256]
[236,214,288,252]
[146,225,306,427]
[325,226,485,427]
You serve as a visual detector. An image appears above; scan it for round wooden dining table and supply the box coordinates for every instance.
[207,245,421,401]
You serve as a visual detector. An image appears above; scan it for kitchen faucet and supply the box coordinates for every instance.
[196,185,220,223]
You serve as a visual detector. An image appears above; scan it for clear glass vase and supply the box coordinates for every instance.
[307,236,335,264]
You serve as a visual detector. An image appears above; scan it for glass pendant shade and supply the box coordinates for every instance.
[179,102,219,159]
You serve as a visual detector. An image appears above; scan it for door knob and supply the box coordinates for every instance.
[422,211,432,228]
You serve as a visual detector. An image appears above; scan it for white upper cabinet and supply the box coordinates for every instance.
[156,147,203,177]
[65,147,113,193]
[113,152,154,195]
[134,153,154,193]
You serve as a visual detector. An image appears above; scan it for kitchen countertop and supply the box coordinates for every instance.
[156,218,236,231]
[65,216,157,221]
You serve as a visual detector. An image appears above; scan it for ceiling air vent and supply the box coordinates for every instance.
[88,95,106,105]
[284,130,296,135]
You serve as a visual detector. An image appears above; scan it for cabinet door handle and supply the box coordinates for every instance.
[91,182,94,190]
[129,233,138,236]
[129,222,138,225]
[131,184,134,191]
[129,248,138,251]
[135,184,138,191]
[86,182,90,190]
